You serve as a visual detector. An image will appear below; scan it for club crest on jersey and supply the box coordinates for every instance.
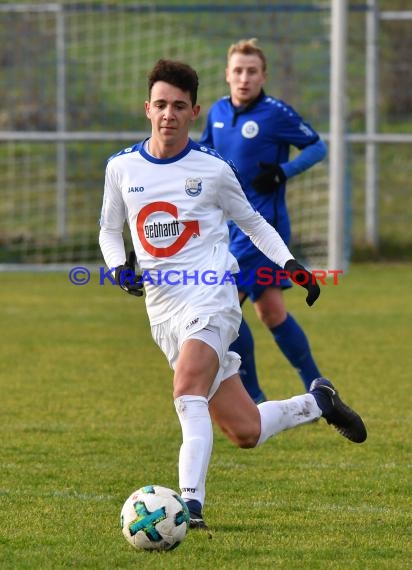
[241,120,259,139]
[185,177,202,197]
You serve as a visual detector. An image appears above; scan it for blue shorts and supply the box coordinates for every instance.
[235,250,292,302]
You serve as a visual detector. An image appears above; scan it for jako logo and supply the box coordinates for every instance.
[185,317,200,330]
[128,186,144,193]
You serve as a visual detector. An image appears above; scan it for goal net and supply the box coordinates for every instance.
[0,2,335,270]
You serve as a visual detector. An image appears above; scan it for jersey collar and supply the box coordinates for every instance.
[139,137,195,164]
[229,90,266,126]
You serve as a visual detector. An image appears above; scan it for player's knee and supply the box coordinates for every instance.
[230,427,260,449]
[257,306,285,329]
[236,435,259,449]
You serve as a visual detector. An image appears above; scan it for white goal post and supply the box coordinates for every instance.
[328,0,347,271]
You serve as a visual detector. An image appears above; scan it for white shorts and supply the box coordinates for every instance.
[151,306,242,400]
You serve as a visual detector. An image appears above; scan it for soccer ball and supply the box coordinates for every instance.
[120,485,190,551]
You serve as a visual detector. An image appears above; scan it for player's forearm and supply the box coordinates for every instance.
[237,211,294,268]
[99,227,126,272]
[282,138,327,179]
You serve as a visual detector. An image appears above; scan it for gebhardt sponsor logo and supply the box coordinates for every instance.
[137,201,200,257]
[144,220,180,239]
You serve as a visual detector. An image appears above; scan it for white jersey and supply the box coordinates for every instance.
[99,138,293,324]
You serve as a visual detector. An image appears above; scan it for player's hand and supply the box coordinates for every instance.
[285,259,320,307]
[115,251,144,297]
[252,162,287,194]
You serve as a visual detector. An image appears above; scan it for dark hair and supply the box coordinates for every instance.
[148,59,199,105]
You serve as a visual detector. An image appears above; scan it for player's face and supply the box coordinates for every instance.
[145,81,200,157]
[226,53,267,106]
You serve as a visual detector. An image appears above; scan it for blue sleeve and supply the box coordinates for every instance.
[281,138,327,179]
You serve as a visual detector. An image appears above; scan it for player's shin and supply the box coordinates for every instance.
[255,394,321,446]
[174,395,213,507]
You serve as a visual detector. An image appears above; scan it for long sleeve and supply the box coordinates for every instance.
[235,209,294,269]
[216,161,294,268]
[281,138,327,179]
[98,162,127,270]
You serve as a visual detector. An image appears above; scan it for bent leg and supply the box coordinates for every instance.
[255,394,321,446]
[209,374,261,448]
[210,374,321,448]
[230,315,266,403]
[254,287,321,390]
[270,314,321,390]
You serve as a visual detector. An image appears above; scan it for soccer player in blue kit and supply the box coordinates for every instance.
[200,38,328,403]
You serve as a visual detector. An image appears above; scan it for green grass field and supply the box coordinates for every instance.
[1,263,411,569]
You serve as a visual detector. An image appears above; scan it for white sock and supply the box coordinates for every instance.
[174,395,212,507]
[255,394,321,447]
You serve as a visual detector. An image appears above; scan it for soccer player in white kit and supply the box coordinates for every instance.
[99,59,367,530]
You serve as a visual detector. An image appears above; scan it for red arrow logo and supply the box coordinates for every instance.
[137,201,200,257]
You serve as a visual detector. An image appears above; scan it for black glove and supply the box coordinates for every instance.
[252,162,287,194]
[115,251,144,297]
[284,259,320,307]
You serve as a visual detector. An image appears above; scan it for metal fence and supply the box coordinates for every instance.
[0,1,411,267]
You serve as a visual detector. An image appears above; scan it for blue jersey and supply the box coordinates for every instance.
[199,91,325,265]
